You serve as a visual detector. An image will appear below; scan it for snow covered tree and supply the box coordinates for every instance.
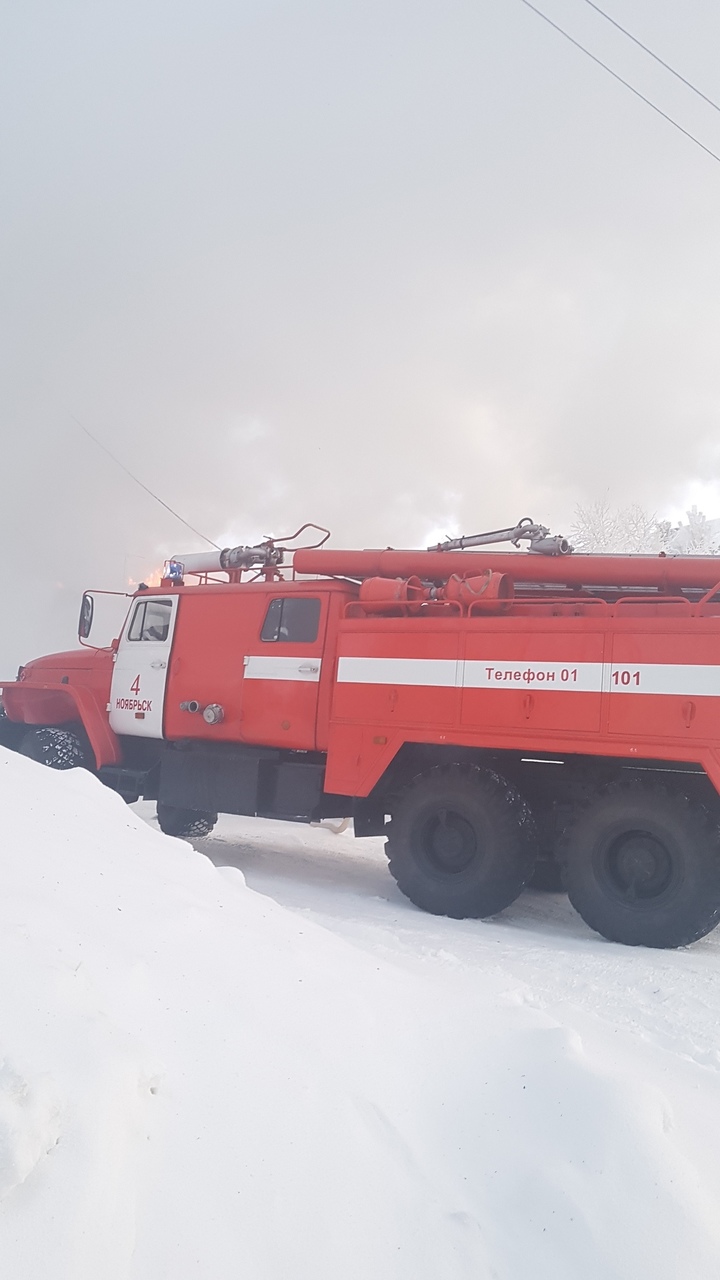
[571,502,720,555]
[571,499,664,554]
[665,506,720,555]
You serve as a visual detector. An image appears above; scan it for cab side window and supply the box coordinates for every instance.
[127,599,173,642]
[260,597,321,643]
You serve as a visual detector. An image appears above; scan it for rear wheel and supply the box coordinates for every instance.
[385,764,537,918]
[560,781,720,947]
[21,727,89,770]
[156,802,218,839]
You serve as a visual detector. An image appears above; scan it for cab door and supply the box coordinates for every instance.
[109,595,178,738]
[240,593,327,750]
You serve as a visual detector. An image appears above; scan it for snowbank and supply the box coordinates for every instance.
[2,748,720,1279]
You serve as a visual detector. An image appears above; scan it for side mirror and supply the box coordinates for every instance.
[78,593,94,640]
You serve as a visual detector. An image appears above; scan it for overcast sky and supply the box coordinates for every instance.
[2,0,720,668]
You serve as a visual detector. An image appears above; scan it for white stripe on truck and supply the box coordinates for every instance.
[337,656,463,687]
[244,656,322,682]
[333,656,720,697]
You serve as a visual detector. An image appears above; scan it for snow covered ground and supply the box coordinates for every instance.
[3,748,720,1279]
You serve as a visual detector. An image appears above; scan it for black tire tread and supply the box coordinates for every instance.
[385,763,537,919]
[558,778,720,947]
[157,802,218,840]
[20,726,89,770]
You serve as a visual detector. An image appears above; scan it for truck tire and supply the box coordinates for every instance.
[20,726,89,770]
[156,803,218,840]
[560,781,720,947]
[385,764,537,918]
[0,707,25,752]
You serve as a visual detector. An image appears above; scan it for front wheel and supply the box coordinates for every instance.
[385,764,537,918]
[156,802,218,839]
[560,782,720,947]
[21,727,90,770]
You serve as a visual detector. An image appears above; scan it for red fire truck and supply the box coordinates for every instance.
[4,519,720,950]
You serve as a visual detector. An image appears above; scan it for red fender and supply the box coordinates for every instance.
[0,681,122,768]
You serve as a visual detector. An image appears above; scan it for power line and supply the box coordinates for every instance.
[579,0,720,115]
[517,0,720,167]
[71,414,221,549]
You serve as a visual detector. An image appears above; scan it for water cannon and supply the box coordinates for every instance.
[165,522,330,581]
[174,542,286,577]
[429,518,573,556]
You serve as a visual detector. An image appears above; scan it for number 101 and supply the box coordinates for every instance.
[612,669,640,687]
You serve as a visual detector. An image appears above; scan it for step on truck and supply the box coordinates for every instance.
[5,518,720,949]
